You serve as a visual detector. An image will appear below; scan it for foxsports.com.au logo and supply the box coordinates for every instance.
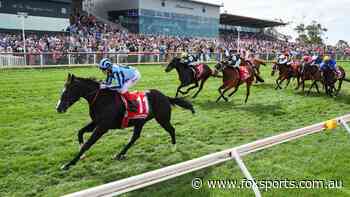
[191,178,343,191]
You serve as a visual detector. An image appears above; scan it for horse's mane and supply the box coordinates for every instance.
[75,76,100,85]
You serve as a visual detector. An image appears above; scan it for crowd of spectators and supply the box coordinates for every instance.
[1,12,350,65]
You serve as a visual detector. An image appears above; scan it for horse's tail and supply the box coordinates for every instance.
[168,97,195,114]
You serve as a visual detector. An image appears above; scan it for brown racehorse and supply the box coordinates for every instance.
[215,59,255,103]
[298,63,323,95]
[271,61,301,90]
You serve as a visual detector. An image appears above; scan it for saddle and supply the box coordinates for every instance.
[119,91,150,128]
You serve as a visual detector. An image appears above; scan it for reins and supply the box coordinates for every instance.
[87,89,100,107]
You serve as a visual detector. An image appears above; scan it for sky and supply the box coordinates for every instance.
[200,0,350,44]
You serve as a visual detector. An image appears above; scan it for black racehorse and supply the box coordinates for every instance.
[323,66,348,96]
[165,57,214,98]
[56,74,195,170]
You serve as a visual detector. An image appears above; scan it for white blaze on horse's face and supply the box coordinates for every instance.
[56,87,66,110]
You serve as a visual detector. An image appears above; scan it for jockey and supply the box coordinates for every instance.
[301,54,313,74]
[303,55,313,65]
[99,58,141,111]
[320,55,341,77]
[277,52,292,66]
[311,55,323,66]
[180,52,197,67]
[225,50,241,69]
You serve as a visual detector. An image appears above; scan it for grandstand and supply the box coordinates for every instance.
[0,0,71,32]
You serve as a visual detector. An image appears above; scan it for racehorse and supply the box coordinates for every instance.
[322,66,348,96]
[56,74,195,170]
[215,59,255,103]
[298,63,323,95]
[271,61,301,90]
[165,57,214,98]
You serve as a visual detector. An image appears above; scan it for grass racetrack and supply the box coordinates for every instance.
[1,63,350,197]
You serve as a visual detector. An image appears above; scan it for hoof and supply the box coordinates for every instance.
[114,154,127,161]
[80,154,86,160]
[61,164,70,171]
[171,144,177,152]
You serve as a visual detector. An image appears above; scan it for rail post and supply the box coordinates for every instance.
[232,151,262,197]
[339,118,350,134]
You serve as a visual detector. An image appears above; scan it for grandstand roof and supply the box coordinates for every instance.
[185,0,222,7]
[220,13,286,28]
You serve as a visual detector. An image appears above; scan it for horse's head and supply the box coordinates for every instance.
[165,57,181,72]
[56,73,82,113]
[56,74,99,113]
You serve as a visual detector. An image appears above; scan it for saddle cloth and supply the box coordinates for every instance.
[190,64,205,80]
[239,66,250,81]
[120,91,150,128]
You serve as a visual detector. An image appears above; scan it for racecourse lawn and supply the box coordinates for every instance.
[0,63,350,197]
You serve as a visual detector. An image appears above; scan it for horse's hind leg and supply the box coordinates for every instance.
[307,81,316,96]
[115,122,145,161]
[315,82,320,94]
[193,77,209,99]
[154,104,176,148]
[336,80,343,96]
[244,83,251,104]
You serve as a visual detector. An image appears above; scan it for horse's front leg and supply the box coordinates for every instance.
[78,121,96,146]
[275,76,282,90]
[114,123,145,161]
[285,78,291,88]
[193,77,209,99]
[183,82,199,95]
[216,86,227,102]
[176,84,186,97]
[295,77,301,90]
[61,127,107,170]
[77,121,96,160]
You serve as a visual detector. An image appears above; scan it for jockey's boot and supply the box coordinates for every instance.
[121,92,138,112]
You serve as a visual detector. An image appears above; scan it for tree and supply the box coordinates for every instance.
[336,40,349,48]
[294,23,309,43]
[294,21,328,44]
[306,21,327,44]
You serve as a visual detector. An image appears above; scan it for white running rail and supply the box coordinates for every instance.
[63,114,350,197]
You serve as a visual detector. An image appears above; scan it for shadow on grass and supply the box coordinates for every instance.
[194,99,285,116]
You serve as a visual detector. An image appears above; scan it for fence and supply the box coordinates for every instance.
[63,114,350,197]
[1,52,350,68]
[0,52,219,68]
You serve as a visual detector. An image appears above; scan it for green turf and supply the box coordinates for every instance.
[0,64,350,197]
